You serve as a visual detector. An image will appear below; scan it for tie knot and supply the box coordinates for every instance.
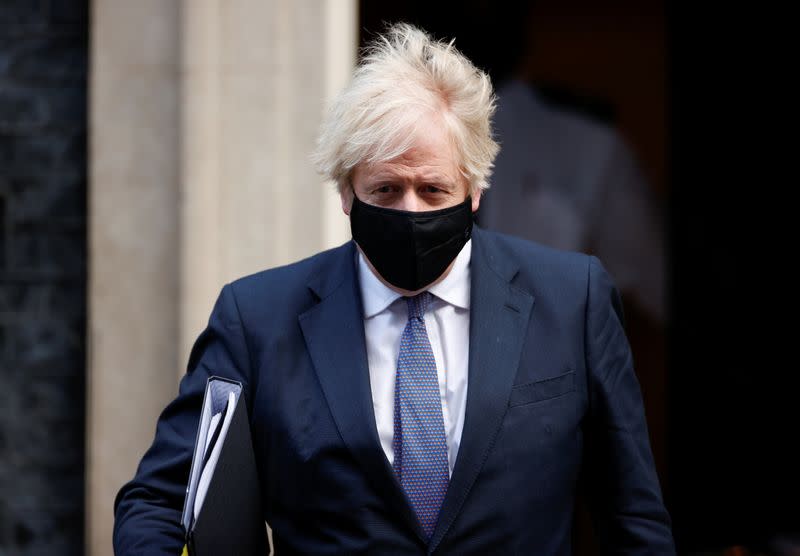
[406,292,431,321]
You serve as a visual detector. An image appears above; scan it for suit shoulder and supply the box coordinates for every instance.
[482,228,590,270]
[478,228,594,295]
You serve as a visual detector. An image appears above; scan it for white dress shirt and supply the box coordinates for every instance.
[358,241,471,476]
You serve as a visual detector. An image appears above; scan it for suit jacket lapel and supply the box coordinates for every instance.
[429,227,535,553]
[298,242,427,544]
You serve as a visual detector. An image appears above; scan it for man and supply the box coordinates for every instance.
[114,23,675,555]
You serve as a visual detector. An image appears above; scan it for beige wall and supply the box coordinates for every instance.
[87,1,356,554]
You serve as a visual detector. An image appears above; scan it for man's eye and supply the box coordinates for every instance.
[423,185,444,194]
[374,185,394,194]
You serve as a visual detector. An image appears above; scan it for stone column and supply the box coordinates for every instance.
[87,1,356,553]
[179,0,355,364]
[87,1,181,554]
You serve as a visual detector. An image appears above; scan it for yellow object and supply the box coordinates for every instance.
[181,545,189,556]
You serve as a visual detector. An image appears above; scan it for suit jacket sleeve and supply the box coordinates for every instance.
[113,284,254,555]
[583,256,676,554]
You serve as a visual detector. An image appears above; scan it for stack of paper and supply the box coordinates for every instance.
[181,377,266,556]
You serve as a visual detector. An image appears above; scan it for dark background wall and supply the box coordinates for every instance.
[668,2,798,553]
[0,0,87,554]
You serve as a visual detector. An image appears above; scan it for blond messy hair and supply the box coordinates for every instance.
[313,23,499,197]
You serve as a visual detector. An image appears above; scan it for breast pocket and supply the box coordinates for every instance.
[508,371,575,408]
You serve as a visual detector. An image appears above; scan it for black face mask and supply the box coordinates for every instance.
[350,194,474,291]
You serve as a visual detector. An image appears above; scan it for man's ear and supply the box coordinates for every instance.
[340,186,354,216]
[471,189,482,213]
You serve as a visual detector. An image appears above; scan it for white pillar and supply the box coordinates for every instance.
[87,1,181,554]
[87,1,356,553]
[179,0,356,365]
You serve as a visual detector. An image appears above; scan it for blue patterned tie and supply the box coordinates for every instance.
[393,292,449,540]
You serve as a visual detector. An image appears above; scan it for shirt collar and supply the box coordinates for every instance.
[357,240,472,318]
[428,240,471,310]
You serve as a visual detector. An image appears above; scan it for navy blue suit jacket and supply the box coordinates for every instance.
[114,226,675,555]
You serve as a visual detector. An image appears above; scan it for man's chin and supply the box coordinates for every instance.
[385,283,430,297]
[356,243,456,296]
[373,270,452,297]
[357,247,448,296]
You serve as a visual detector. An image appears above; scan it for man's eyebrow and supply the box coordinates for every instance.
[364,171,410,182]
[363,171,457,188]
[417,174,458,186]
